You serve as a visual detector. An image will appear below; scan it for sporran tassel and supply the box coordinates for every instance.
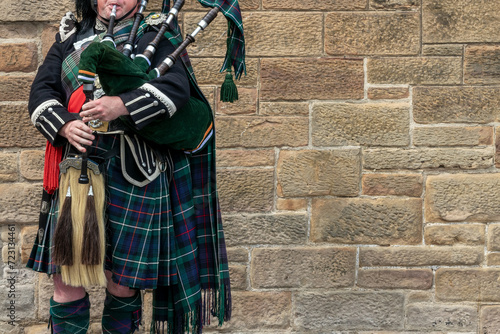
[52,175,73,266]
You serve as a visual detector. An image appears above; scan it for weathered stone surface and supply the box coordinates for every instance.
[406,304,477,331]
[251,247,356,289]
[264,0,365,10]
[496,127,500,168]
[423,44,464,56]
[0,183,41,223]
[0,75,35,101]
[217,168,274,213]
[277,149,361,197]
[226,247,248,263]
[312,102,410,147]
[23,324,49,334]
[260,58,364,101]
[0,284,35,322]
[413,126,493,147]
[216,88,257,115]
[426,174,500,222]
[487,253,500,266]
[229,265,247,290]
[413,86,500,124]
[311,198,422,245]
[465,45,500,84]
[325,12,420,55]
[425,224,485,246]
[198,85,215,111]
[0,43,38,73]
[37,273,53,320]
[20,150,44,181]
[362,173,423,197]
[363,147,494,170]
[219,291,291,330]
[21,225,38,264]
[259,102,309,116]
[276,198,308,211]
[367,87,409,100]
[488,224,500,251]
[2,244,19,265]
[481,306,500,334]
[368,57,462,85]
[423,0,500,43]
[186,12,322,57]
[294,292,404,331]
[223,213,308,246]
[407,291,433,304]
[370,0,419,10]
[0,104,45,148]
[360,246,483,267]
[0,0,73,21]
[436,269,500,302]
[0,22,42,39]
[215,116,308,148]
[191,58,257,87]
[0,152,17,182]
[357,269,433,290]
[216,149,274,167]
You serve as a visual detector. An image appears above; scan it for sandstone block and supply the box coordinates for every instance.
[0,284,35,322]
[465,45,500,84]
[0,152,18,182]
[220,291,291,330]
[216,88,257,115]
[325,12,419,55]
[481,306,500,334]
[423,0,500,43]
[413,126,493,147]
[360,246,483,267]
[264,0,365,10]
[370,0,419,10]
[2,245,19,265]
[0,75,35,101]
[436,269,500,302]
[368,57,462,85]
[488,224,500,251]
[0,183,41,223]
[362,173,423,197]
[276,198,308,211]
[2,225,19,243]
[0,22,42,39]
[425,224,485,246]
[294,292,404,331]
[229,265,247,290]
[426,174,500,222]
[223,213,308,246]
[20,150,44,181]
[407,291,433,304]
[198,85,215,112]
[277,149,361,197]
[363,147,493,170]
[41,24,58,58]
[259,102,309,117]
[260,58,364,101]
[0,0,73,21]
[357,269,433,289]
[186,12,322,57]
[367,87,409,100]
[423,44,464,56]
[226,247,248,263]
[217,168,274,213]
[215,116,308,148]
[251,247,356,289]
[487,253,500,266]
[21,225,38,264]
[191,58,257,87]
[311,198,422,245]
[216,149,275,167]
[37,273,53,320]
[413,86,500,124]
[0,43,38,73]
[406,304,477,331]
[23,324,49,334]
[496,127,500,168]
[0,104,45,148]
[312,102,410,147]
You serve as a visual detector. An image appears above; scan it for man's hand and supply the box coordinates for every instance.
[80,96,129,123]
[59,120,95,153]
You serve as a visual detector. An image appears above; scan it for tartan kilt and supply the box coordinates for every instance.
[27,133,231,327]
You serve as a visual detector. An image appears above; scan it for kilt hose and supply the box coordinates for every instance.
[28,134,231,333]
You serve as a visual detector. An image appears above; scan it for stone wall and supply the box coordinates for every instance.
[1,0,500,332]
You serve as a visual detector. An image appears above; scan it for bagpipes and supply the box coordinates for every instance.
[52,0,245,287]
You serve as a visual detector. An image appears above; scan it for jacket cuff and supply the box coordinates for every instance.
[31,99,78,145]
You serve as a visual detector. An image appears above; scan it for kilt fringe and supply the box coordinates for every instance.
[151,280,231,334]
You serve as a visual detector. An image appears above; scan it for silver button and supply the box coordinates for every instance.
[153,101,159,106]
[48,107,54,112]
[145,93,151,98]
[142,162,147,167]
